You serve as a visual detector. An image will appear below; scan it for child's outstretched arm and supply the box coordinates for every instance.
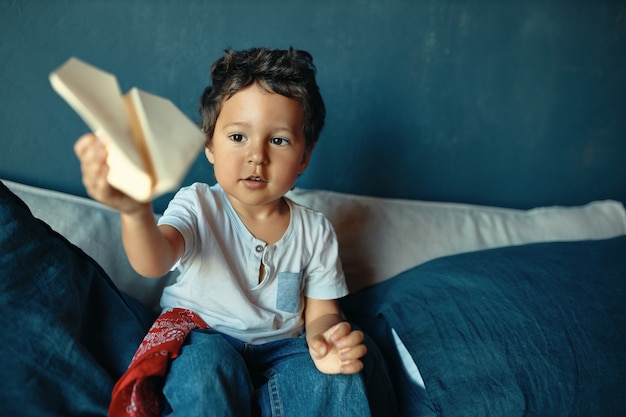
[305,298,367,375]
[74,133,183,278]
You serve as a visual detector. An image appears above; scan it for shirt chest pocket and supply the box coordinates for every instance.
[276,271,304,313]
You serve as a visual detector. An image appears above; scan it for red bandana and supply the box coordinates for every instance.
[109,308,209,417]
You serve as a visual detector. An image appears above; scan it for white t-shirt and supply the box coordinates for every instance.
[157,183,348,344]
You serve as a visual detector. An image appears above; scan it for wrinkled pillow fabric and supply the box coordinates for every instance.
[5,180,174,310]
[0,181,154,417]
[343,237,626,417]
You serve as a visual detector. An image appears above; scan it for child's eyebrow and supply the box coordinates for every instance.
[221,122,250,130]
[221,121,299,135]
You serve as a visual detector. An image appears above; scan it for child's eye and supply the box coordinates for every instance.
[229,134,246,142]
[270,137,289,146]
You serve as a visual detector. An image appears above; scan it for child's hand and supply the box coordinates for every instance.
[74,133,147,214]
[308,321,367,375]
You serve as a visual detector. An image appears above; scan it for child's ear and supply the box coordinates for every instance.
[297,148,314,175]
[205,145,215,164]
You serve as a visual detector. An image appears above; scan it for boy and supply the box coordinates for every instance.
[75,47,392,416]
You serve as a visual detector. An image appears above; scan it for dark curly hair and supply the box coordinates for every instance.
[199,47,326,152]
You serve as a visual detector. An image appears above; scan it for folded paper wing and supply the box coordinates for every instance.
[50,57,205,202]
[122,87,205,201]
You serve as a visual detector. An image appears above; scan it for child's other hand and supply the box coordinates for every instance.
[74,133,147,214]
[308,321,367,375]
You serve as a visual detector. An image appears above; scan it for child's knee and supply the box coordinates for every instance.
[162,332,252,415]
[260,353,370,414]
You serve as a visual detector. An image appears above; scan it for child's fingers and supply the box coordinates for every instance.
[73,133,91,157]
[74,133,120,205]
[308,335,329,359]
[338,341,367,374]
[74,133,99,157]
[328,321,353,342]
[340,343,368,362]
[76,136,106,177]
[340,358,365,375]
[335,329,365,350]
[81,155,107,190]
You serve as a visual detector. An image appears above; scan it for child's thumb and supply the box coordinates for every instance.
[309,336,328,358]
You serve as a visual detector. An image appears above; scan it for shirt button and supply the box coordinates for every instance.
[255,245,264,253]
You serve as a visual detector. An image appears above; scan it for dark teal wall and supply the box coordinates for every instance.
[1,0,625,212]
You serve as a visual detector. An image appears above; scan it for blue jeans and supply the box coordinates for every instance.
[162,329,396,417]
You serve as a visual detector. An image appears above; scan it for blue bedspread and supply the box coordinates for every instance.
[343,236,626,417]
[2,179,625,416]
[0,181,155,416]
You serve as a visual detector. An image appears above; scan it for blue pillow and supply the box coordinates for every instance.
[343,236,626,417]
[0,181,155,416]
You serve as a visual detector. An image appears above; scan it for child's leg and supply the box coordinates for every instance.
[161,329,253,417]
[251,337,372,417]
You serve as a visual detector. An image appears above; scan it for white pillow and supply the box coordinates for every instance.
[7,179,626,302]
[286,188,626,291]
[5,179,175,310]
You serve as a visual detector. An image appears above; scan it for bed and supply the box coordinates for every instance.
[2,2,626,415]
[2,178,625,416]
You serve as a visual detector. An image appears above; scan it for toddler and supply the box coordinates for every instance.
[75,47,394,416]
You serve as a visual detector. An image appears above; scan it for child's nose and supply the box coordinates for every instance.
[247,141,268,165]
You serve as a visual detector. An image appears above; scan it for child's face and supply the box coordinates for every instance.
[206,83,311,211]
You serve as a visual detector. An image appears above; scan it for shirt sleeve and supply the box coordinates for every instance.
[302,216,349,300]
[157,185,200,266]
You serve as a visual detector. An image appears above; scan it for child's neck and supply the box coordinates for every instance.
[228,197,290,246]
